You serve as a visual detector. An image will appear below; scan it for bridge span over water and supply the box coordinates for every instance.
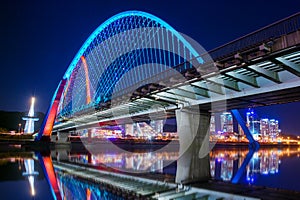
[36,11,300,184]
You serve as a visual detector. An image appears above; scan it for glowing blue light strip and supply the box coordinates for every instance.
[63,10,203,79]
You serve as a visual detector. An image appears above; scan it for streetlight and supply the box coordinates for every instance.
[18,123,21,133]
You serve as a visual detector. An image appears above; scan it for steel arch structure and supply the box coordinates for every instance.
[36,10,206,140]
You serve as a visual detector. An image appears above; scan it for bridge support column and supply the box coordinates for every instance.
[175,106,211,184]
[56,149,69,162]
[57,132,69,143]
[87,129,92,143]
[50,133,57,142]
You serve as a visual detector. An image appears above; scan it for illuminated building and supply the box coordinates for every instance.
[125,124,134,136]
[150,120,164,134]
[22,97,39,134]
[246,109,260,140]
[220,112,233,133]
[124,120,164,139]
[210,115,216,134]
[269,119,280,140]
[259,118,280,141]
[260,118,269,141]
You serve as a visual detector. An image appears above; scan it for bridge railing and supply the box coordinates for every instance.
[208,12,300,60]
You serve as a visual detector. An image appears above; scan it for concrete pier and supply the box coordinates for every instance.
[175,106,211,184]
[57,132,69,143]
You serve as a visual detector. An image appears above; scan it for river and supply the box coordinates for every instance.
[0,144,299,199]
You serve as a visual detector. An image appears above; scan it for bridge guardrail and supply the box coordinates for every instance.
[208,12,300,60]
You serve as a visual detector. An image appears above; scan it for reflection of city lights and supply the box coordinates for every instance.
[69,151,179,172]
[209,148,300,183]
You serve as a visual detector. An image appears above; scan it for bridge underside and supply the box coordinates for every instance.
[200,85,300,111]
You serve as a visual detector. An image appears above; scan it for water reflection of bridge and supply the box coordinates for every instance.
[37,147,300,199]
[2,147,299,199]
[51,157,258,200]
[52,146,300,180]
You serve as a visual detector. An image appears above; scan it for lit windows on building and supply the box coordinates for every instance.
[246,109,260,140]
[269,119,280,140]
[210,115,216,134]
[150,120,164,134]
[260,118,269,140]
[220,112,233,133]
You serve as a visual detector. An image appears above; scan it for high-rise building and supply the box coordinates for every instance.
[150,120,164,134]
[246,109,280,141]
[210,115,216,134]
[269,119,280,140]
[220,112,233,133]
[125,124,134,136]
[246,109,260,140]
[260,118,269,140]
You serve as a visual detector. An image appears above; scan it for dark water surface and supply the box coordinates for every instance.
[0,144,299,199]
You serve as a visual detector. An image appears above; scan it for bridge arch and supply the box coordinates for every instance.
[37,10,208,140]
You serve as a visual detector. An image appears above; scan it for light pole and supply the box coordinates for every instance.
[18,123,21,133]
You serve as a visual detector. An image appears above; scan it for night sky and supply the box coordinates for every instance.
[0,1,300,134]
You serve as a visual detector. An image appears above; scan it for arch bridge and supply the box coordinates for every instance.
[36,11,300,183]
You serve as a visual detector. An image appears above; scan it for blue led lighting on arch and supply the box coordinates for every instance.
[93,48,192,104]
[63,10,203,79]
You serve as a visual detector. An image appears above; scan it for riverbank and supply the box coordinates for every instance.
[0,134,299,150]
[1,138,300,148]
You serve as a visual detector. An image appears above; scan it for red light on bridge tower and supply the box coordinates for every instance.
[81,56,92,104]
[36,79,67,140]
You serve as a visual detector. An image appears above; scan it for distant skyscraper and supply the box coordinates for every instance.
[246,108,260,140]
[150,120,163,133]
[220,112,233,133]
[260,118,269,139]
[22,97,39,134]
[269,119,280,140]
[210,115,216,134]
[125,124,133,136]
